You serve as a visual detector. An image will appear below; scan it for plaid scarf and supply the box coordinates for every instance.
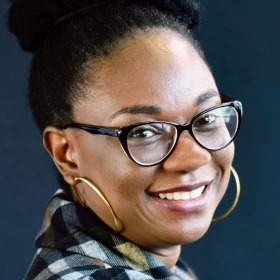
[25,189,195,280]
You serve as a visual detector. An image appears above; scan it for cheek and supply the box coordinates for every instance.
[212,143,235,200]
[77,136,124,175]
[76,135,155,196]
[75,136,159,229]
[213,143,235,170]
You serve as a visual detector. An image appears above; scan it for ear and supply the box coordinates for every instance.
[43,126,78,185]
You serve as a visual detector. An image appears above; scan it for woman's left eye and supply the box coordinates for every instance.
[196,114,217,126]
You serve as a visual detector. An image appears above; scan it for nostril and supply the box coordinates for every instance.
[162,135,211,172]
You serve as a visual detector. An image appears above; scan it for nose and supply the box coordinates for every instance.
[162,133,211,172]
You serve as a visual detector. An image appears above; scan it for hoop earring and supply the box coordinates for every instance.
[73,177,123,233]
[212,166,241,222]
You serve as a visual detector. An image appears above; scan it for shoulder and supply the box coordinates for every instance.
[24,248,154,280]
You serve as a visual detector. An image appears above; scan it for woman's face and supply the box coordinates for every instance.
[70,29,234,250]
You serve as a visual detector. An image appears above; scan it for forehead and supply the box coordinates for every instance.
[76,29,217,123]
[94,28,209,86]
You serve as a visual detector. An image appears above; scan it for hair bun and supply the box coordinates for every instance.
[8,0,93,52]
[135,0,200,30]
[8,0,199,53]
[9,0,59,52]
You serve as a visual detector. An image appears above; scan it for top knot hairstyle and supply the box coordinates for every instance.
[9,0,201,132]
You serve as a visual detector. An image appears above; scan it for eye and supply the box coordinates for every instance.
[128,124,163,139]
[195,113,217,126]
[193,111,223,133]
[131,129,154,139]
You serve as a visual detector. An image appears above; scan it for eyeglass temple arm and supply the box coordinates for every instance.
[220,94,233,102]
[220,94,243,116]
[64,123,119,137]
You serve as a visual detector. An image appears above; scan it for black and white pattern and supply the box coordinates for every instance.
[25,189,193,279]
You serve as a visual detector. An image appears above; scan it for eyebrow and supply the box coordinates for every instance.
[111,105,162,119]
[194,90,219,106]
[111,90,219,119]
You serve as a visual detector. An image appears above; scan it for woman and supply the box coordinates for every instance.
[9,0,243,279]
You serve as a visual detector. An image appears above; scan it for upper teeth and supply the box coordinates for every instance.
[157,186,205,201]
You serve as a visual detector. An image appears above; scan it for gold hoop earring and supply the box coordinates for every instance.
[74,177,123,233]
[212,166,241,222]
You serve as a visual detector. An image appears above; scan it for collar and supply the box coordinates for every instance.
[35,189,191,279]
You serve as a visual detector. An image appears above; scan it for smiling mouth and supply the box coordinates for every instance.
[153,185,206,201]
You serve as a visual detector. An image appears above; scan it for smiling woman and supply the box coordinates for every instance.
[8,0,243,279]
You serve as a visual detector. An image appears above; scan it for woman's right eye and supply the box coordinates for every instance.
[128,124,163,140]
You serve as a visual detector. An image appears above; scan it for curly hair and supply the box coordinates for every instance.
[9,0,201,132]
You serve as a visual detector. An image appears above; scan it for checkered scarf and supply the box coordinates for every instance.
[25,188,194,280]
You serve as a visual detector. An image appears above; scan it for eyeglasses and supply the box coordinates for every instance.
[64,97,242,167]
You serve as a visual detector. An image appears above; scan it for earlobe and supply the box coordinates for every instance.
[43,126,77,185]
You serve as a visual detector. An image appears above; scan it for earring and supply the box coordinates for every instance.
[73,177,123,233]
[212,166,241,222]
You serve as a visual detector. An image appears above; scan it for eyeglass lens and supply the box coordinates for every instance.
[127,123,177,165]
[126,105,238,165]
[193,106,238,150]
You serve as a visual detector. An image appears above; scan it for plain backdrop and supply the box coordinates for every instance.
[1,1,279,279]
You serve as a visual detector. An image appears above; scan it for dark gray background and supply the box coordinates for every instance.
[1,1,279,279]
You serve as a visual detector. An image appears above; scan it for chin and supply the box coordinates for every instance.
[153,218,213,247]
[177,225,210,245]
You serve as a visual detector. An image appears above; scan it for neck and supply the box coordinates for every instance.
[149,245,181,270]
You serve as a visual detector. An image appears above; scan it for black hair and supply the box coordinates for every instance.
[9,0,201,132]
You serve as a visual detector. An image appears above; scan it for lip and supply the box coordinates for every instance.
[150,181,211,194]
[149,181,212,214]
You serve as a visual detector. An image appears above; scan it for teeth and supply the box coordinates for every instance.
[159,193,166,199]
[173,192,181,200]
[166,193,173,200]
[157,186,205,201]
[182,192,190,200]
[190,188,202,199]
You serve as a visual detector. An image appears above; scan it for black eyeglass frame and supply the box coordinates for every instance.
[63,96,243,166]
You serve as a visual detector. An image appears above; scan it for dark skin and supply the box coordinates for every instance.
[43,29,234,271]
